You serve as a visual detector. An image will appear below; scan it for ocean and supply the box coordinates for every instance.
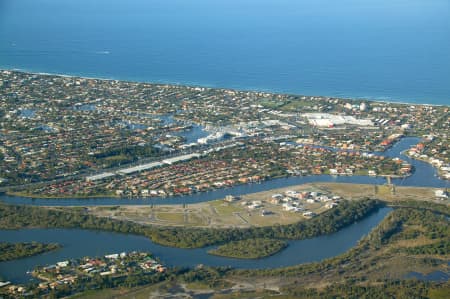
[0,0,449,105]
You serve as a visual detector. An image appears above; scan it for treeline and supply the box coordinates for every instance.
[388,200,450,216]
[280,279,450,299]
[386,209,449,244]
[0,198,382,248]
[91,144,161,168]
[402,240,450,256]
[180,266,232,289]
[385,208,450,256]
[0,242,60,262]
[208,238,288,259]
[93,144,160,160]
[365,210,404,249]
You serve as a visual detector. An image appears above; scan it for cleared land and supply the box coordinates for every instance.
[82,183,448,229]
[82,185,331,228]
[315,182,448,203]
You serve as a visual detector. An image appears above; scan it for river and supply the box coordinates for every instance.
[0,137,448,283]
[0,207,391,284]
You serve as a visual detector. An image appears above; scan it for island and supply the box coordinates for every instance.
[208,238,288,259]
[0,242,60,262]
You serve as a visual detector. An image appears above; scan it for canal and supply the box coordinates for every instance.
[0,137,447,207]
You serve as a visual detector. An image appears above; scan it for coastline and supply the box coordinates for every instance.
[2,68,447,107]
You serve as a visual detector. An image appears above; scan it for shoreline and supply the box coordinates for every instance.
[1,136,415,200]
[403,152,449,181]
[4,170,409,200]
[2,68,448,107]
[4,182,446,206]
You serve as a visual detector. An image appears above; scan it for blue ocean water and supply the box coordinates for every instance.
[0,0,449,104]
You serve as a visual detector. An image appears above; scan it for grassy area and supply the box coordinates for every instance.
[61,183,363,229]
[279,100,312,111]
[71,288,124,299]
[86,196,308,228]
[185,281,213,290]
[211,201,241,214]
[316,182,445,203]
[71,283,167,299]
[186,212,208,226]
[156,212,185,223]
[34,182,432,230]
[428,288,450,299]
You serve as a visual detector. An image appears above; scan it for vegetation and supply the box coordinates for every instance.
[388,199,450,216]
[2,199,449,298]
[0,242,60,261]
[208,238,287,259]
[0,198,381,248]
[231,207,449,278]
[401,240,450,255]
[180,266,233,289]
[192,204,448,298]
[190,280,449,299]
[385,208,450,256]
[280,280,450,299]
[91,144,161,168]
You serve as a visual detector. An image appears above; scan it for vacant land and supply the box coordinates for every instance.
[81,183,448,229]
[81,186,330,228]
[85,200,307,228]
[315,182,448,203]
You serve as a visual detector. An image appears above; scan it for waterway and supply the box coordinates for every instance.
[0,137,447,284]
[0,207,391,284]
[1,0,449,104]
[1,137,447,207]
[405,270,449,282]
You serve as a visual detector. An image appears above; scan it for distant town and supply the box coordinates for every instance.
[0,70,448,199]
